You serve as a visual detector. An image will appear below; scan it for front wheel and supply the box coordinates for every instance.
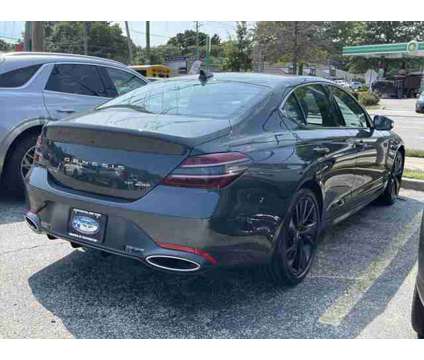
[269,188,321,286]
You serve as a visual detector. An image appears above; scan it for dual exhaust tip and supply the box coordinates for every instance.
[145,255,201,272]
[25,211,202,272]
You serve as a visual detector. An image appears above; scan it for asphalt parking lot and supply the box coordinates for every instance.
[0,189,423,339]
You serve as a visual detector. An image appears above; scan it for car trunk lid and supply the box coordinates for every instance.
[42,108,231,200]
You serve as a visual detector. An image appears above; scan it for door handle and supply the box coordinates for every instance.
[56,108,76,114]
[313,146,330,155]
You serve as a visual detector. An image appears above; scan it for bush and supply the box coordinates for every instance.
[358,91,380,106]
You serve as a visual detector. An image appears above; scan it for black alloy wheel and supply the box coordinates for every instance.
[270,188,320,285]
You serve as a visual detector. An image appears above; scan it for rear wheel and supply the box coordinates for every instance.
[3,133,39,197]
[269,189,320,286]
[412,287,424,339]
[378,151,403,205]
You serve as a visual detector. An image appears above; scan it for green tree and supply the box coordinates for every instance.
[45,21,135,64]
[167,30,220,55]
[223,22,252,72]
[362,21,424,44]
[0,39,13,52]
[255,21,327,74]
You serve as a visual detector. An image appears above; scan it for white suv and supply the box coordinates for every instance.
[0,52,147,195]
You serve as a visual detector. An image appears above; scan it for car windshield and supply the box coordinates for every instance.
[98,79,270,119]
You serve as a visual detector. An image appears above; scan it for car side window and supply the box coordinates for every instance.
[294,84,341,128]
[105,68,146,96]
[45,64,106,97]
[282,93,305,125]
[331,86,369,128]
[0,64,42,88]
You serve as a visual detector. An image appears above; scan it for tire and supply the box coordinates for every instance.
[268,188,321,286]
[412,287,424,339]
[3,133,39,197]
[378,151,403,206]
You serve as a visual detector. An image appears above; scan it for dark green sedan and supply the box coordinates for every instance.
[25,73,404,285]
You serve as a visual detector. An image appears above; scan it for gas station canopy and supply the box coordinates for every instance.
[343,40,424,58]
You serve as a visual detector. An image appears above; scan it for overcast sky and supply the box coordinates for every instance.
[0,21,243,47]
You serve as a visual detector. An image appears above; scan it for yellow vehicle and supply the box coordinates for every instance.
[130,65,171,78]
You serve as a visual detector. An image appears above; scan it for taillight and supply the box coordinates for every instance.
[161,152,250,189]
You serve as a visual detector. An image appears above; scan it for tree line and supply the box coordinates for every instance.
[3,21,424,75]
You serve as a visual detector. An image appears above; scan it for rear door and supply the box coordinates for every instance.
[282,84,358,221]
[43,63,111,119]
[329,85,386,201]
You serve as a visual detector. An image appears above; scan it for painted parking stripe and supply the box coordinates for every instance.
[319,211,422,327]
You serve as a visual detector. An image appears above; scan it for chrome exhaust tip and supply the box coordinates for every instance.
[25,211,42,234]
[145,255,201,272]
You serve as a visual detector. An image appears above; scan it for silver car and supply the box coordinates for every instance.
[0,52,147,195]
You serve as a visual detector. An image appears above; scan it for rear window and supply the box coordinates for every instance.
[0,64,42,87]
[99,79,270,119]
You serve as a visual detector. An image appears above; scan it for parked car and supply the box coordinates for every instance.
[333,79,350,89]
[0,52,147,195]
[412,212,424,338]
[416,92,424,114]
[350,81,363,91]
[25,73,404,285]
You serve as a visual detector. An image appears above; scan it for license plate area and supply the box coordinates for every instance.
[68,208,107,243]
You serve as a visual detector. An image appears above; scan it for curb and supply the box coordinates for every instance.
[402,178,424,192]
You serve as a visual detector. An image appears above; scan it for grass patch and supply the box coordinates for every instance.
[404,170,424,181]
[406,149,424,158]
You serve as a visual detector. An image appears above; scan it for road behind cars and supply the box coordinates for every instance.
[369,99,424,150]
[0,189,422,338]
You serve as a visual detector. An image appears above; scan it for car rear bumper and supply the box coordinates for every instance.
[25,167,276,272]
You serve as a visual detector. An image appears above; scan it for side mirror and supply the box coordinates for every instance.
[373,115,394,130]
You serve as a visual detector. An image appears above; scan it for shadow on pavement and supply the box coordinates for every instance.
[0,189,26,226]
[28,195,423,338]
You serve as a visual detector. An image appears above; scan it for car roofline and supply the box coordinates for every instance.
[3,52,125,67]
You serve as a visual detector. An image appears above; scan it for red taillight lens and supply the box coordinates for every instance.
[161,152,250,189]
[157,242,217,265]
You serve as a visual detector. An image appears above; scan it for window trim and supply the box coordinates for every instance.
[279,81,373,130]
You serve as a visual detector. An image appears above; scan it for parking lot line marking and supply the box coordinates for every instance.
[319,211,422,327]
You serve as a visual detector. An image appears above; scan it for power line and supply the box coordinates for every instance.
[130,28,169,39]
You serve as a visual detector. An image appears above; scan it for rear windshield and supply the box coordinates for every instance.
[98,79,270,119]
[0,64,42,88]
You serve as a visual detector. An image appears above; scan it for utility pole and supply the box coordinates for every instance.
[124,21,133,65]
[205,34,211,71]
[83,22,90,55]
[24,21,32,51]
[145,21,151,65]
[195,21,200,60]
[31,21,44,52]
